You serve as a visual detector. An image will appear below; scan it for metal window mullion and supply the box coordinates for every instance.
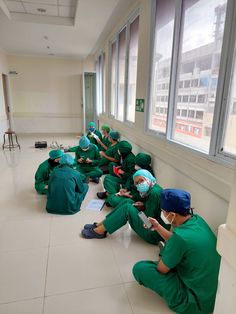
[210,0,236,159]
[124,23,130,122]
[166,0,183,141]
[115,37,119,119]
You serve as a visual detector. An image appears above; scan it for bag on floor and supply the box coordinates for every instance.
[35,141,47,148]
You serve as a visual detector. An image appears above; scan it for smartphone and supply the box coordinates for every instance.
[138,211,152,229]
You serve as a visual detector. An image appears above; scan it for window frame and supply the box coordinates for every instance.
[145,0,236,166]
[109,9,140,124]
[96,51,105,115]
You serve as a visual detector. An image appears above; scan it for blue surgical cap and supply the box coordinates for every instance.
[160,189,191,214]
[133,169,156,184]
[59,154,75,166]
[49,149,63,160]
[79,136,90,148]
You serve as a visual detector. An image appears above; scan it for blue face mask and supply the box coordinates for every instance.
[89,127,95,132]
[137,181,149,193]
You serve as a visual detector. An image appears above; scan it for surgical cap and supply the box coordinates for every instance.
[59,154,74,166]
[160,189,191,214]
[79,136,90,148]
[109,131,120,141]
[87,121,96,128]
[49,149,63,160]
[119,141,132,154]
[135,153,151,167]
[101,124,110,132]
[133,169,156,184]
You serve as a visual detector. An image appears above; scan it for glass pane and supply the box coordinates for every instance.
[173,0,227,152]
[117,28,126,121]
[223,49,236,155]
[127,16,139,122]
[102,53,106,113]
[148,0,175,133]
[110,41,117,116]
[96,55,102,115]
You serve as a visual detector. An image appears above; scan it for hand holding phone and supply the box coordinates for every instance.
[138,211,153,229]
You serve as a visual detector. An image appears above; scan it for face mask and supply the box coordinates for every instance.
[118,150,121,156]
[82,147,89,151]
[137,181,149,193]
[89,127,95,132]
[135,165,141,170]
[161,211,175,225]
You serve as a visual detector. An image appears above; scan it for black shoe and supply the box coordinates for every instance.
[105,202,112,207]
[91,177,99,184]
[97,192,107,199]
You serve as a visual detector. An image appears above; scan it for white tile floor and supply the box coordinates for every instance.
[0,134,173,314]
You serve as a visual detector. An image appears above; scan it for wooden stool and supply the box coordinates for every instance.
[2,130,21,151]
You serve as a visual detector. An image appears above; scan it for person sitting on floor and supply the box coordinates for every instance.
[81,169,169,240]
[86,121,102,148]
[35,149,63,195]
[68,136,103,184]
[94,124,111,152]
[132,189,220,314]
[99,130,120,174]
[103,152,156,208]
[46,154,88,215]
[97,140,135,206]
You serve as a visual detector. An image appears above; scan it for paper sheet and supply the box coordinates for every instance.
[85,199,105,211]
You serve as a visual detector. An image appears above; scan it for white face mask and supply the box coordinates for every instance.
[135,165,141,170]
[82,147,89,151]
[161,211,172,225]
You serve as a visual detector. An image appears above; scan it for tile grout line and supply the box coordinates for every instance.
[42,216,53,314]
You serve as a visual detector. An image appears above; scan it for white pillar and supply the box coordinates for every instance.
[214,166,236,314]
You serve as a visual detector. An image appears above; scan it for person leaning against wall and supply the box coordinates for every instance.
[133,189,220,314]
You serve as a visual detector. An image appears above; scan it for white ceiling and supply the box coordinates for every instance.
[0,0,136,59]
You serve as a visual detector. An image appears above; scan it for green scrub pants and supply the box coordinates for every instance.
[133,261,205,314]
[103,202,163,245]
[77,166,103,180]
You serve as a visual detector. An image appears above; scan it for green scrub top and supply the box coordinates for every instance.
[100,136,111,152]
[69,143,101,171]
[161,214,220,313]
[35,159,56,194]
[99,142,120,166]
[86,129,102,148]
[46,164,88,215]
[120,152,135,181]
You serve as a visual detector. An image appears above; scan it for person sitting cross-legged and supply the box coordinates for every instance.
[81,169,170,240]
[35,149,63,195]
[68,136,103,184]
[46,154,88,215]
[97,140,135,206]
[132,189,220,314]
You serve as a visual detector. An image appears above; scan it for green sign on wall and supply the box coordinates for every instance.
[136,99,145,112]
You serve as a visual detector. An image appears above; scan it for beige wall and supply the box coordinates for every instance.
[0,49,9,138]
[8,55,83,133]
[95,0,233,232]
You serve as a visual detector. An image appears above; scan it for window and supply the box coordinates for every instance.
[221,46,236,155]
[173,0,226,153]
[109,13,139,123]
[190,95,197,102]
[96,52,105,115]
[110,41,117,116]
[196,110,204,120]
[126,16,139,122]
[188,110,195,118]
[117,27,126,121]
[148,0,236,162]
[148,0,176,133]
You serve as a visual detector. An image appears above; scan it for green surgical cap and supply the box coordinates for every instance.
[133,169,156,183]
[87,121,96,128]
[79,136,90,148]
[119,141,132,154]
[49,149,63,160]
[101,124,110,132]
[135,153,152,167]
[109,130,120,141]
[59,154,74,166]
